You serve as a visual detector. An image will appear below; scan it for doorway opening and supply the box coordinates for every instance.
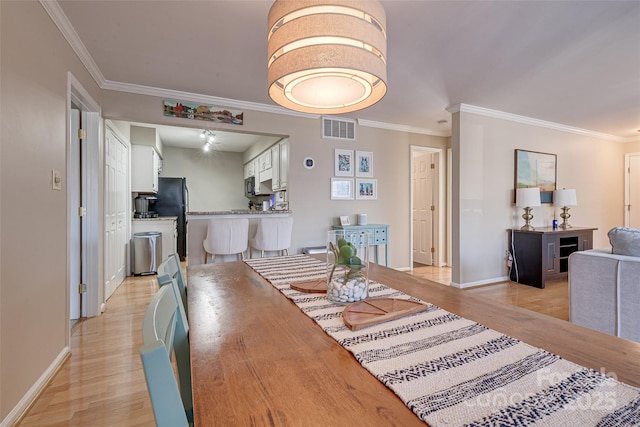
[69,103,84,329]
[410,146,446,270]
[67,72,102,339]
[625,152,640,228]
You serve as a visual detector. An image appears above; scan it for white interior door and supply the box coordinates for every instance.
[412,153,434,265]
[105,129,117,299]
[626,153,640,228]
[115,134,128,285]
[104,126,129,299]
[69,108,81,321]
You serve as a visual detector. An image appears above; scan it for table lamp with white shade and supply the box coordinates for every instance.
[516,187,541,231]
[554,188,577,229]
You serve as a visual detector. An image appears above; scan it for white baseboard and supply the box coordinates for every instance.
[394,266,412,272]
[451,276,510,289]
[1,347,70,427]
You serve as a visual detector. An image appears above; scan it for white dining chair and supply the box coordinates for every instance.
[140,283,192,426]
[249,217,293,258]
[203,218,249,263]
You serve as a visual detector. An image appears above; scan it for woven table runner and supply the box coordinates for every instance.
[244,255,640,426]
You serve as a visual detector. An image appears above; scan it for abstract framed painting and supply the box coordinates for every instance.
[355,151,374,177]
[355,178,377,200]
[331,178,355,200]
[515,149,557,203]
[335,149,354,177]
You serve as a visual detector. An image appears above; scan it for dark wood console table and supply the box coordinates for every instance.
[508,226,597,288]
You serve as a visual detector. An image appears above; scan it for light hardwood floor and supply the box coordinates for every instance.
[18,274,159,426]
[409,263,569,321]
[17,263,569,426]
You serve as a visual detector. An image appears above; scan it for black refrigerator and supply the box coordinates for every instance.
[154,177,188,261]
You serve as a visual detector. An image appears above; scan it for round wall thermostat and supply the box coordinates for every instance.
[303,157,315,169]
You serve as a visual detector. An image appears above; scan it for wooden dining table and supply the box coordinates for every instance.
[187,258,640,426]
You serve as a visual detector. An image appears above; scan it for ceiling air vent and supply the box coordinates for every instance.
[322,117,356,141]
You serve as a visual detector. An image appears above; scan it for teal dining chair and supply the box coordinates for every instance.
[141,283,193,426]
[156,267,189,338]
[157,253,188,317]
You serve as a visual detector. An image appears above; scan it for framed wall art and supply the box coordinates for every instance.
[514,149,557,203]
[331,178,355,200]
[163,99,243,125]
[355,151,374,177]
[355,178,377,200]
[335,149,354,176]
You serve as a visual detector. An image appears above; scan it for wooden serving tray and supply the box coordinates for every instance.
[290,280,327,293]
[343,298,430,330]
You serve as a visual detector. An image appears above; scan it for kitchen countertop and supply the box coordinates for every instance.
[187,210,291,215]
[132,216,178,221]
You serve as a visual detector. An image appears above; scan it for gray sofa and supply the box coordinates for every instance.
[568,227,640,343]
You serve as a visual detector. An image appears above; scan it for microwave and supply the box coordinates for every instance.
[245,176,256,197]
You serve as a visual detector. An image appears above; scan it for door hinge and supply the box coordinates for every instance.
[431,163,435,169]
[431,247,435,253]
[78,128,87,140]
[78,283,87,294]
[430,205,435,211]
[78,206,87,217]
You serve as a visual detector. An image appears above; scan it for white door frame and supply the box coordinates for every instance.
[67,72,103,324]
[625,152,640,227]
[410,145,445,267]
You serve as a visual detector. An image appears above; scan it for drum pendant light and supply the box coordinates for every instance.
[267,0,387,114]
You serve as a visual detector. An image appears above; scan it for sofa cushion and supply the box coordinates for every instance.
[608,226,640,256]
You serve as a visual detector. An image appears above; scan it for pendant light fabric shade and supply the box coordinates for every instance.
[267,0,387,114]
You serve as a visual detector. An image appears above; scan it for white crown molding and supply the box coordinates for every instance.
[43,0,635,142]
[357,119,450,138]
[102,80,320,120]
[39,0,105,87]
[102,81,448,137]
[447,103,639,143]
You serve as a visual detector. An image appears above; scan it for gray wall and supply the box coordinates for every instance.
[451,110,625,286]
[101,90,449,269]
[160,146,248,212]
[1,1,101,421]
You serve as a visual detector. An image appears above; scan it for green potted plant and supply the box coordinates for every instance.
[327,231,369,304]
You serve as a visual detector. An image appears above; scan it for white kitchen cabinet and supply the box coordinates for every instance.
[131,218,177,270]
[271,139,289,191]
[271,144,280,191]
[259,150,272,172]
[279,139,289,190]
[131,145,160,193]
[255,167,273,195]
[244,158,255,179]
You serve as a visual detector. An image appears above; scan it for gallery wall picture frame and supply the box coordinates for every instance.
[356,178,377,200]
[514,149,557,203]
[331,177,355,200]
[355,151,374,177]
[335,149,354,176]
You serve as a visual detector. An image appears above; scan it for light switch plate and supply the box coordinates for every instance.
[52,170,62,190]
